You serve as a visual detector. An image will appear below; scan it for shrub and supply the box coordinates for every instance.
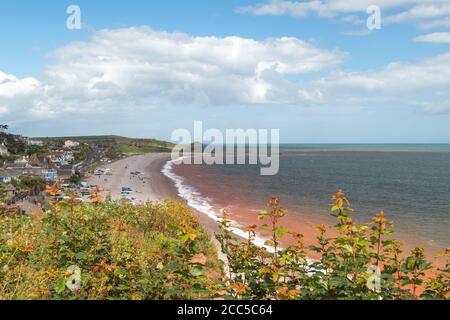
[1,191,448,300]
[216,191,449,300]
[0,200,222,300]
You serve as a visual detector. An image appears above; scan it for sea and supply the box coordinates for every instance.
[162,144,450,252]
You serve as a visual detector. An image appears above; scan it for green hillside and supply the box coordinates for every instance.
[38,135,175,156]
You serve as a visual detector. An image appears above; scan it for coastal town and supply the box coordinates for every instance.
[0,124,175,217]
[0,126,112,215]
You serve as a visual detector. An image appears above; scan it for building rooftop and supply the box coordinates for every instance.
[3,184,16,192]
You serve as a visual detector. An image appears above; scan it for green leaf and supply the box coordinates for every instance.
[54,278,66,294]
[264,240,275,247]
[258,211,268,221]
[190,266,203,277]
[75,252,85,260]
[331,205,340,212]
[118,284,129,291]
[307,245,322,253]
[330,276,349,288]
[274,227,289,239]
[342,244,354,254]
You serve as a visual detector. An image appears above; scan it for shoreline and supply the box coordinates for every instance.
[87,153,225,239]
[86,153,230,271]
[88,153,446,266]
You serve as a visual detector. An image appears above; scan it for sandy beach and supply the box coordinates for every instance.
[88,153,177,202]
[87,153,224,236]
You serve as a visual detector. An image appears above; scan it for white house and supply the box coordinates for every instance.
[0,175,12,184]
[0,143,9,157]
[64,140,80,148]
[27,139,44,146]
[0,171,19,184]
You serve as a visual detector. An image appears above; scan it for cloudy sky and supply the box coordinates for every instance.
[1,0,450,143]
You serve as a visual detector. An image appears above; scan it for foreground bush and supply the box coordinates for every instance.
[216,191,449,300]
[0,200,222,300]
[1,191,448,300]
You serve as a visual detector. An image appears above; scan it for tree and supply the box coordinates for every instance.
[4,135,26,154]
[26,145,48,156]
[0,124,8,132]
[13,176,46,195]
[69,172,82,185]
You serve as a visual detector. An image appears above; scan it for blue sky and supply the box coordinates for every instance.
[1,0,450,143]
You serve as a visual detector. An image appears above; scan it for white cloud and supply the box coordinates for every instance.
[237,0,418,17]
[2,26,450,125]
[385,3,450,24]
[237,0,328,17]
[0,105,9,116]
[239,1,450,30]
[421,101,450,114]
[324,53,450,92]
[0,27,347,122]
[0,71,44,121]
[0,71,40,99]
[314,52,450,114]
[413,32,450,43]
[418,17,450,29]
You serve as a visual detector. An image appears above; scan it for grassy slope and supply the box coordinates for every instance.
[0,200,223,300]
[38,135,175,156]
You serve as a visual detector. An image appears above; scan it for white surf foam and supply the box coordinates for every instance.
[161,156,274,252]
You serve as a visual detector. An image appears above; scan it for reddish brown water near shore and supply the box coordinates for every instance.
[164,146,450,264]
